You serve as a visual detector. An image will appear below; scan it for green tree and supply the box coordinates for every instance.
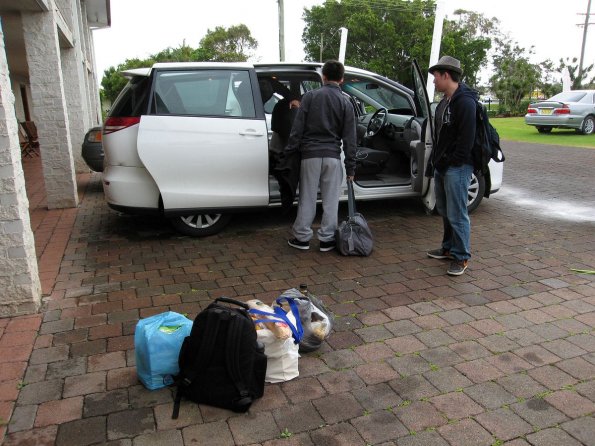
[440,9,496,88]
[301,0,495,87]
[100,25,258,105]
[489,38,539,115]
[150,41,201,62]
[302,0,434,83]
[199,24,258,62]
[536,59,562,99]
[558,57,595,89]
[101,58,150,105]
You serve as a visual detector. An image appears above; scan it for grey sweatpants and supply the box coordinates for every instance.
[292,157,343,242]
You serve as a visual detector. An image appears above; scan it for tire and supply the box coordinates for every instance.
[169,213,231,237]
[537,126,552,134]
[466,173,485,214]
[580,115,595,135]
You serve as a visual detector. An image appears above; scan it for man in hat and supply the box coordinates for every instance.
[426,56,478,276]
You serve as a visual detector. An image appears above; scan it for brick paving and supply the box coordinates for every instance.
[1,141,594,445]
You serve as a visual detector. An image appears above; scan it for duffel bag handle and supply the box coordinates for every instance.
[215,297,250,310]
[347,179,357,218]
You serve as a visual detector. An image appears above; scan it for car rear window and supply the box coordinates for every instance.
[549,92,587,102]
[108,76,150,117]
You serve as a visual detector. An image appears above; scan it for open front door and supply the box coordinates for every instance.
[411,61,436,208]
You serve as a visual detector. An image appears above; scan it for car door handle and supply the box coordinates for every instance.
[239,129,265,137]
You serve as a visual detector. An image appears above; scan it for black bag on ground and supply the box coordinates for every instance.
[335,180,373,256]
[172,297,267,418]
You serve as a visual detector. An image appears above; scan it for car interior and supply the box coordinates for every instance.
[257,70,422,203]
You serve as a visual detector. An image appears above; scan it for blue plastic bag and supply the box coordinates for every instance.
[134,311,193,390]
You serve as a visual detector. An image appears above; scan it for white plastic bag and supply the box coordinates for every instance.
[276,288,334,353]
[253,307,300,383]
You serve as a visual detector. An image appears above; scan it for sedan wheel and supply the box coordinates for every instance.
[580,116,595,135]
[537,126,552,134]
[170,213,231,237]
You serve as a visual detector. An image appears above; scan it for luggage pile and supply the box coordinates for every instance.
[133,285,334,417]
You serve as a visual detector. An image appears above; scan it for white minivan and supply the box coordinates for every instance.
[102,61,503,236]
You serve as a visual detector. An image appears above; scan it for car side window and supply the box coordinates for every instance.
[577,94,590,104]
[152,69,255,118]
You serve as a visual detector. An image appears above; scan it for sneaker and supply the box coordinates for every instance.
[319,240,336,252]
[447,260,468,276]
[288,238,309,250]
[427,248,453,260]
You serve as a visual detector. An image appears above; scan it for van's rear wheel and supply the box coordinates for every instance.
[169,213,231,237]
[580,115,594,135]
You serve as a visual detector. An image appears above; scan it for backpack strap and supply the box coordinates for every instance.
[224,314,253,409]
[172,388,183,419]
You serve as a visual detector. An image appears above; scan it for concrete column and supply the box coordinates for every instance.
[80,3,102,125]
[87,31,103,124]
[0,21,41,317]
[22,9,78,209]
[61,0,92,172]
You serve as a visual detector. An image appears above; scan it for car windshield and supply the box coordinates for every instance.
[343,79,410,112]
[548,92,587,102]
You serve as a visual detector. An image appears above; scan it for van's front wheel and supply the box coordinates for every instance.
[169,213,231,237]
[467,173,485,213]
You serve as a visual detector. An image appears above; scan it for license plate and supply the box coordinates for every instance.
[540,108,553,115]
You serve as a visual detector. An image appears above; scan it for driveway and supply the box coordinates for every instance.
[3,141,595,445]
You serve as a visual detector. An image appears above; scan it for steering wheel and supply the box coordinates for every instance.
[366,108,388,137]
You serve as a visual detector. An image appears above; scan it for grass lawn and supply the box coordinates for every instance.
[492,117,595,149]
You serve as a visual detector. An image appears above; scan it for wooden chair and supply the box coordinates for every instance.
[20,121,40,156]
[19,125,36,158]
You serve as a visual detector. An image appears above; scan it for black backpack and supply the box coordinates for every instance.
[172,297,267,418]
[473,102,505,176]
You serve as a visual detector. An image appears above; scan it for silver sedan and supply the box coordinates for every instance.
[525,90,595,135]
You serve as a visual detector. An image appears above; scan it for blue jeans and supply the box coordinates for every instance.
[434,164,473,261]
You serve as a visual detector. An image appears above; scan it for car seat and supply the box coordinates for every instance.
[258,78,274,104]
[235,81,255,118]
[354,146,390,176]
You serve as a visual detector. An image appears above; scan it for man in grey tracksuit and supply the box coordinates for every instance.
[285,60,357,252]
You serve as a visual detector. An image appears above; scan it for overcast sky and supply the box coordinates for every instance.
[93,0,594,86]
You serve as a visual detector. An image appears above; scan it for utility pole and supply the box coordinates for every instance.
[278,0,285,62]
[338,27,348,64]
[578,0,593,86]
[426,0,446,101]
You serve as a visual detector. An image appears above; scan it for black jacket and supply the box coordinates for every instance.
[286,83,357,176]
[431,83,478,173]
